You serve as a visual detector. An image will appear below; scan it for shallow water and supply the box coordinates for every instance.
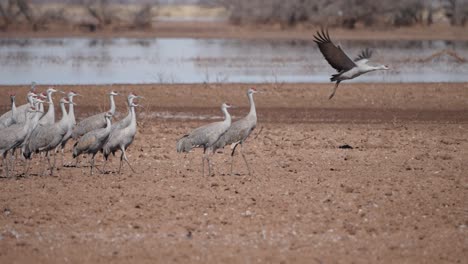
[0,38,467,85]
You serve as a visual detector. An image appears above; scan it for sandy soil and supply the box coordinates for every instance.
[0,83,467,263]
[2,22,468,41]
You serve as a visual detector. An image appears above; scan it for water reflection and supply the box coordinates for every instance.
[0,38,466,85]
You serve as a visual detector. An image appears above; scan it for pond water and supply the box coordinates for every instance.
[0,37,467,85]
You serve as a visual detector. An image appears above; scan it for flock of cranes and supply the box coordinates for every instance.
[0,29,388,178]
[0,84,141,177]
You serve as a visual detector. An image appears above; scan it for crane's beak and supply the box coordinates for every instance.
[58,90,66,94]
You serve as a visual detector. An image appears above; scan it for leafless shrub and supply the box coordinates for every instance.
[0,0,36,30]
[80,0,114,28]
[218,0,435,28]
[132,3,154,29]
[444,0,468,26]
[34,8,67,30]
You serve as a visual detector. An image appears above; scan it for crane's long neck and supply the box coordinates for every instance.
[105,117,112,132]
[222,106,231,125]
[248,93,256,118]
[27,93,34,105]
[31,108,41,130]
[59,102,67,123]
[46,94,55,122]
[68,97,75,124]
[38,102,44,114]
[109,95,116,114]
[130,105,137,127]
[11,97,16,115]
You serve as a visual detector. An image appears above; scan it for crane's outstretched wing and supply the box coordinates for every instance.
[354,48,373,62]
[313,28,356,72]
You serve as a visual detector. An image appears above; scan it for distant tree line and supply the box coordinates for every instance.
[217,0,468,28]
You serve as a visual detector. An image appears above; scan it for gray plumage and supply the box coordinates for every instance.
[73,112,112,175]
[24,98,72,176]
[314,28,389,99]
[176,102,232,176]
[110,93,141,132]
[10,92,36,124]
[212,88,258,175]
[38,87,60,126]
[58,91,80,166]
[0,94,17,128]
[0,108,37,177]
[72,91,118,140]
[102,101,139,174]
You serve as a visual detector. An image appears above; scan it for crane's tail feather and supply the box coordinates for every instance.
[72,141,79,158]
[176,135,192,153]
[330,73,341,82]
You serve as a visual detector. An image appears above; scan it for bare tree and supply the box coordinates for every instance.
[445,0,468,26]
[80,0,114,28]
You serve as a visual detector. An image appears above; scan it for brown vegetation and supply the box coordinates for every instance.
[218,0,468,28]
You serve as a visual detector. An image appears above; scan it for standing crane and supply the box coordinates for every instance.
[102,101,139,174]
[38,87,62,126]
[0,94,17,128]
[24,98,73,176]
[176,102,233,176]
[58,91,80,167]
[314,28,389,99]
[73,112,113,175]
[0,107,38,177]
[72,91,119,140]
[212,88,258,176]
[11,91,36,124]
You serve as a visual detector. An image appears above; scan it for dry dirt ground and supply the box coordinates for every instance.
[0,83,467,263]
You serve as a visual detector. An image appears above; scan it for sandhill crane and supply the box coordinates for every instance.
[24,97,73,176]
[73,112,113,175]
[0,94,17,128]
[109,93,142,132]
[212,88,258,176]
[12,91,36,124]
[38,87,62,126]
[7,82,37,124]
[176,103,233,176]
[102,101,139,174]
[72,91,119,140]
[0,107,38,177]
[58,91,80,166]
[314,28,389,99]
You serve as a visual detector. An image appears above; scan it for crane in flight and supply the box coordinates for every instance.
[314,28,389,99]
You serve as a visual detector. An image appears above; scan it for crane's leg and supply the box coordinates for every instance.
[207,154,212,176]
[43,151,50,176]
[2,152,9,178]
[201,148,206,177]
[119,151,124,174]
[24,159,31,177]
[328,81,341,100]
[51,150,58,176]
[230,143,239,176]
[102,156,109,174]
[90,154,96,175]
[10,148,16,173]
[201,155,206,177]
[239,143,252,176]
[122,149,136,173]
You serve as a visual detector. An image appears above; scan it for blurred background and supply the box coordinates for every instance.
[1,0,467,31]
